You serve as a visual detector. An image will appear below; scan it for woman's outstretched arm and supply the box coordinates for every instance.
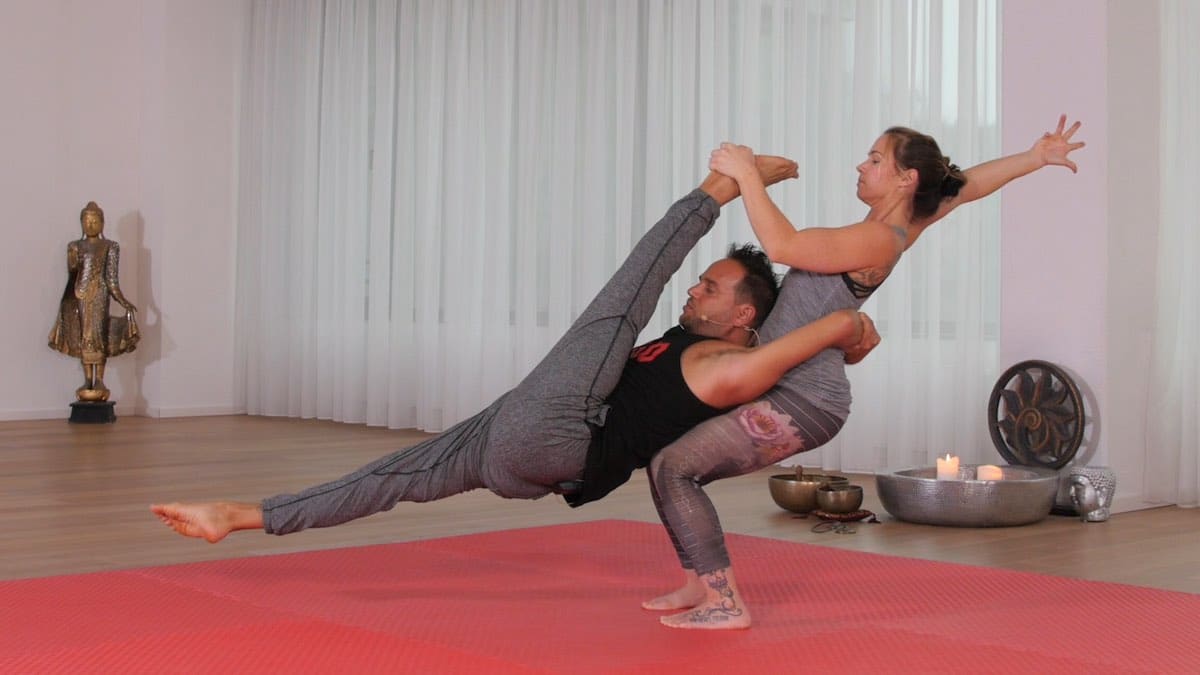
[916,114,1085,229]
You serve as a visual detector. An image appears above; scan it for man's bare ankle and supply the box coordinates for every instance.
[756,155,799,186]
[699,171,740,206]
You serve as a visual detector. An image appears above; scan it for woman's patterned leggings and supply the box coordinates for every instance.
[648,393,844,574]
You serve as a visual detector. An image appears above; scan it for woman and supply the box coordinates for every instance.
[645,116,1085,630]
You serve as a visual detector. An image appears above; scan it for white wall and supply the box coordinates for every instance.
[1001,0,1160,512]
[0,0,244,419]
[138,1,244,417]
[1104,1,1160,512]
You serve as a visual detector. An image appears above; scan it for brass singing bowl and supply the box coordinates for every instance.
[768,473,849,513]
[816,484,864,514]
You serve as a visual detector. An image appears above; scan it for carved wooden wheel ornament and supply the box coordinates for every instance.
[986,360,1085,470]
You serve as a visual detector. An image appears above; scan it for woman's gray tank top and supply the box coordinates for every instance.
[757,268,867,422]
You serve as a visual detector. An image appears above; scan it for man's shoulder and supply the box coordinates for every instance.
[680,337,744,362]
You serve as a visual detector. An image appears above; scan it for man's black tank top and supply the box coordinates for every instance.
[566,326,728,506]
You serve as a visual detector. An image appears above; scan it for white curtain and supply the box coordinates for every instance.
[234,0,1000,473]
[792,0,1002,472]
[1146,0,1199,507]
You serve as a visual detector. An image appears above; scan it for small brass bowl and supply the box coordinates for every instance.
[816,484,864,514]
[768,473,849,513]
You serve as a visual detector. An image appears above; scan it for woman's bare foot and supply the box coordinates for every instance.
[150,501,264,543]
[700,154,798,205]
[658,567,752,630]
[642,569,706,610]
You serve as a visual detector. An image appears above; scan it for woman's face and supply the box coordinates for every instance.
[855,134,904,205]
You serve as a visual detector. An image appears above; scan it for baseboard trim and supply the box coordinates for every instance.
[1112,491,1174,514]
[0,407,134,421]
[0,408,71,421]
[0,405,241,421]
[136,405,241,418]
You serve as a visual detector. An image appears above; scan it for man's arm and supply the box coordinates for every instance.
[683,310,875,409]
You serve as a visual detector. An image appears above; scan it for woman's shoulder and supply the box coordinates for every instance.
[852,219,907,259]
[837,219,906,248]
[855,218,906,237]
[838,220,905,292]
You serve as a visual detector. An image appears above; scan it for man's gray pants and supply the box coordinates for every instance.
[263,189,720,534]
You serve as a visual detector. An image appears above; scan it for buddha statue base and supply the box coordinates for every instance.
[69,400,117,424]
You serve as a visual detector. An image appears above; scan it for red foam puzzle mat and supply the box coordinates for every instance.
[2,519,1196,673]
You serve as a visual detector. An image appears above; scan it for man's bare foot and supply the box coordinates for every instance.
[658,567,752,630]
[642,570,705,610]
[700,154,798,205]
[150,501,263,543]
[756,154,799,186]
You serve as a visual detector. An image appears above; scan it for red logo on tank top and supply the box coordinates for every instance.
[630,340,670,363]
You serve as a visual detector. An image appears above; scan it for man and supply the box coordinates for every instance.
[152,159,878,544]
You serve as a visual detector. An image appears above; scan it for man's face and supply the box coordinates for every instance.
[678,258,748,338]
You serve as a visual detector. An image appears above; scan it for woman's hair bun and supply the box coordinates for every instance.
[940,161,966,198]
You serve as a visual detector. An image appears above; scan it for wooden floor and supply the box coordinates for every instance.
[3,415,1198,594]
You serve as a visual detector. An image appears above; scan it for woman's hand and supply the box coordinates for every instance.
[843,312,881,365]
[709,142,758,183]
[1030,115,1086,173]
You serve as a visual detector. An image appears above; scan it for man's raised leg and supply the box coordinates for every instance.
[515,154,799,412]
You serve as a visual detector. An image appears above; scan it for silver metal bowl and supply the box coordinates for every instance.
[875,464,1059,527]
[768,473,849,513]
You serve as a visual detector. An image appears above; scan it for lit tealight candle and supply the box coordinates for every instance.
[976,464,1003,481]
[936,454,960,480]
